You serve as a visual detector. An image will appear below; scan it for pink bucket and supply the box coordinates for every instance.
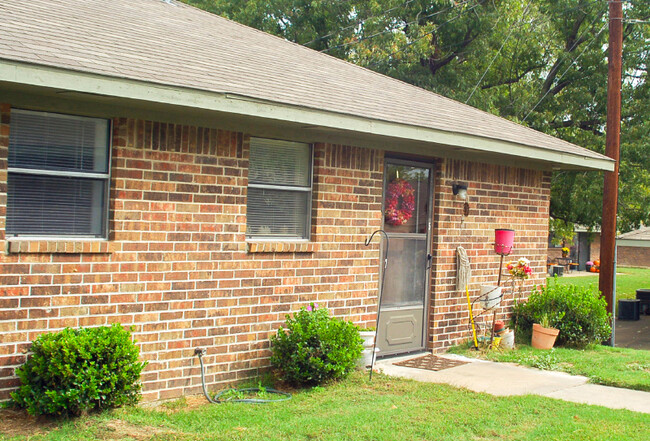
[494,229,514,255]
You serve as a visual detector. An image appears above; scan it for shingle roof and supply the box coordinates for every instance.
[0,0,612,166]
[618,227,650,241]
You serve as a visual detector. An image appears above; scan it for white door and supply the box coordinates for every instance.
[377,160,433,356]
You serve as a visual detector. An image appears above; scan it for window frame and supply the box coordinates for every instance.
[246,137,313,241]
[6,109,112,239]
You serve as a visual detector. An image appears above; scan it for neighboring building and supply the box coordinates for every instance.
[549,226,650,271]
[548,226,599,271]
[0,0,613,401]
[617,227,650,267]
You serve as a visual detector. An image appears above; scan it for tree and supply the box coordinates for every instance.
[549,218,575,247]
[184,0,650,232]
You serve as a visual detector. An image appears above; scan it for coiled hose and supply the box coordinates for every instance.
[196,350,291,404]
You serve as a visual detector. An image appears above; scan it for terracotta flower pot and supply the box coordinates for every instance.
[531,323,559,349]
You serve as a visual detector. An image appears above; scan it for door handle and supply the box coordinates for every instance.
[426,253,433,270]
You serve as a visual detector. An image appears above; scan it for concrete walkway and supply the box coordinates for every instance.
[375,353,650,414]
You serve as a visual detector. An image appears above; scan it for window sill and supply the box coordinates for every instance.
[6,238,114,254]
[246,241,316,254]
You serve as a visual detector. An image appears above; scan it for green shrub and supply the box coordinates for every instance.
[11,324,146,416]
[270,304,363,386]
[512,279,611,347]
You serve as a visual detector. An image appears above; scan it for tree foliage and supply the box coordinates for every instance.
[184,0,649,231]
[549,218,575,247]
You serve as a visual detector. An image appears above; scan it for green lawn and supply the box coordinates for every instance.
[1,371,648,441]
[448,344,650,392]
[548,266,650,299]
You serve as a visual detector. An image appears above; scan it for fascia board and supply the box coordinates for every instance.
[0,59,615,172]
[617,239,650,248]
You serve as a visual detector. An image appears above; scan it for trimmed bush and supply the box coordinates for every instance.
[11,324,146,416]
[270,304,363,386]
[512,279,611,347]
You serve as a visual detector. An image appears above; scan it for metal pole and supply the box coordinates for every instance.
[598,0,623,319]
[489,254,505,347]
[364,230,389,381]
[496,254,505,287]
[611,243,617,346]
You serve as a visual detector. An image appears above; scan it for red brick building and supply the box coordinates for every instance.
[0,0,613,401]
[616,227,650,268]
[548,226,650,271]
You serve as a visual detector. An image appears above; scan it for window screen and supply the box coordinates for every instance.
[247,138,312,239]
[6,110,110,237]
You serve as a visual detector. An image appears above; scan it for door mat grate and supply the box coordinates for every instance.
[394,354,468,371]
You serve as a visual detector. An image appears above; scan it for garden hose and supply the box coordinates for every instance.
[195,350,291,404]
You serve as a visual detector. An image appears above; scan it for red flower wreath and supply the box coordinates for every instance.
[384,178,415,226]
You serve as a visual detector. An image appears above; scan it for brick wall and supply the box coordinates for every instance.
[427,159,551,350]
[0,103,552,401]
[548,248,565,261]
[0,106,382,401]
[590,235,601,262]
[617,245,650,268]
[592,234,650,267]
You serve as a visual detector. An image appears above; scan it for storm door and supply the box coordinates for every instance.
[377,159,433,356]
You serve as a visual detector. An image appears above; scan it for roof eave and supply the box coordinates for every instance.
[0,59,615,172]
[617,239,650,248]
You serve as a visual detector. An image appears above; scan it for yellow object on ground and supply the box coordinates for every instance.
[466,285,478,349]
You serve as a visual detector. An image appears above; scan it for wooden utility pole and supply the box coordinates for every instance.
[599,0,623,318]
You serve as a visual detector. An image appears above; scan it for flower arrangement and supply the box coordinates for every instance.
[561,247,570,256]
[384,178,415,226]
[507,257,533,279]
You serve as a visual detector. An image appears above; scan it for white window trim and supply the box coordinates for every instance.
[246,138,313,241]
[6,109,112,239]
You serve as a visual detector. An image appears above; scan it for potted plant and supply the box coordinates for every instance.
[358,327,377,367]
[561,247,570,258]
[359,327,376,347]
[531,313,561,350]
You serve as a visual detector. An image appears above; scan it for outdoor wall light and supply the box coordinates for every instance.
[452,183,468,200]
[453,183,470,216]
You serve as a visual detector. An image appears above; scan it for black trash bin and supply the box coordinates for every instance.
[636,289,650,315]
[550,266,564,277]
[618,299,640,321]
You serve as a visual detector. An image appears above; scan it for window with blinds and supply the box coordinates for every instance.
[6,110,111,237]
[247,138,312,239]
